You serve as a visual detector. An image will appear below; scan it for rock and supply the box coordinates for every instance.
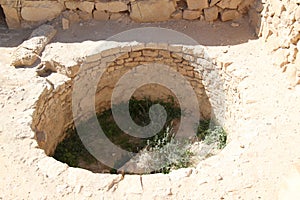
[62,11,81,24]
[186,0,209,10]
[110,13,123,21]
[95,1,128,13]
[78,11,93,21]
[183,10,201,20]
[65,1,95,13]
[11,24,57,67]
[21,1,64,22]
[220,9,240,21]
[130,0,176,22]
[171,10,183,20]
[62,18,70,30]
[217,0,243,9]
[93,10,110,21]
[204,6,219,22]
[1,5,21,29]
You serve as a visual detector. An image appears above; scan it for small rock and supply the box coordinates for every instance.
[62,18,70,30]
[231,22,240,27]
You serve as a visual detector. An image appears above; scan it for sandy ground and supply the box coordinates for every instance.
[0,16,300,199]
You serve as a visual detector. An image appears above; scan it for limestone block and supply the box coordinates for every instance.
[1,5,20,29]
[21,1,64,22]
[217,0,243,9]
[78,11,93,21]
[221,9,240,21]
[171,10,183,19]
[204,6,219,22]
[183,9,201,20]
[65,1,95,13]
[11,24,57,67]
[96,1,128,13]
[93,10,110,21]
[62,18,69,30]
[130,0,176,22]
[110,13,123,20]
[186,0,209,10]
[62,10,80,23]
[270,0,285,17]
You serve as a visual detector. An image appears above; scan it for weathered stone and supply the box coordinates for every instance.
[1,5,20,29]
[11,24,57,67]
[270,0,285,16]
[130,0,176,22]
[171,10,183,20]
[21,1,64,22]
[62,11,81,24]
[65,1,95,13]
[186,0,209,10]
[95,1,128,13]
[62,18,70,30]
[221,9,240,21]
[204,6,219,22]
[110,13,123,21]
[217,0,243,9]
[78,11,93,21]
[93,10,110,21]
[183,9,201,20]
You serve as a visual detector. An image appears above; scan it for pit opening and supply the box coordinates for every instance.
[31,42,228,175]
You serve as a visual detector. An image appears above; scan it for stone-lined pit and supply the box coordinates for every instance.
[31,42,233,174]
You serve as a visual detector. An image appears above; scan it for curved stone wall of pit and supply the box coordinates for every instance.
[31,41,239,157]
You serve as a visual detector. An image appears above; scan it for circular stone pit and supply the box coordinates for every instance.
[31,41,241,176]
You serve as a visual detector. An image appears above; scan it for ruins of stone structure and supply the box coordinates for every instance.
[1,0,299,85]
[0,0,300,199]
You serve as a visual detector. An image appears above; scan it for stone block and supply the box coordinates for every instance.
[93,10,110,21]
[96,1,128,13]
[217,0,243,9]
[183,9,201,20]
[21,1,64,22]
[204,6,219,22]
[221,9,240,21]
[1,5,20,29]
[62,18,69,30]
[130,0,176,22]
[186,0,209,10]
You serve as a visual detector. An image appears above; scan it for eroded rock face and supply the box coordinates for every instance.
[11,24,57,67]
[130,0,176,22]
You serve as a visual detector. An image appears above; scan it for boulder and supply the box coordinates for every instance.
[130,0,176,22]
[21,1,64,22]
[204,6,219,22]
[186,0,209,10]
[11,24,57,67]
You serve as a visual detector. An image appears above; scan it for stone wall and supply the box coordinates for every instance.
[249,0,300,86]
[31,41,241,156]
[0,0,254,29]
